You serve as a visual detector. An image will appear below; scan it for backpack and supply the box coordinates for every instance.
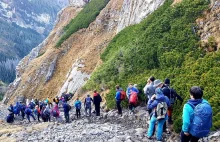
[163,86,176,105]
[25,108,32,115]
[129,92,138,104]
[120,91,126,100]
[13,106,19,115]
[43,109,50,117]
[29,102,35,109]
[155,102,168,120]
[85,97,92,105]
[52,110,58,117]
[187,101,212,138]
[76,102,81,109]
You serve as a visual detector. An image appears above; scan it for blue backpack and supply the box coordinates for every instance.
[85,97,92,107]
[187,101,212,138]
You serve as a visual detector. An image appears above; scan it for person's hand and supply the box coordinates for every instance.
[184,132,190,136]
[151,94,156,100]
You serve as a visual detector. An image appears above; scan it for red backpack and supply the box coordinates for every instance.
[120,91,126,100]
[129,92,138,104]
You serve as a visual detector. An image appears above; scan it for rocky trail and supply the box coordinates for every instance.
[0,103,219,142]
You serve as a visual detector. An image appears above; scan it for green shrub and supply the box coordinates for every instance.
[56,0,109,48]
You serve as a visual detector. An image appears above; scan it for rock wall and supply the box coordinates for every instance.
[117,0,165,33]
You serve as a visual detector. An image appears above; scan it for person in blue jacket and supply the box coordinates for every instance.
[181,86,212,142]
[74,98,82,119]
[126,83,139,99]
[25,106,36,122]
[115,85,123,116]
[63,102,71,123]
[146,79,170,141]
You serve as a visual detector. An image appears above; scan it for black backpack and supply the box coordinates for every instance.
[162,86,176,105]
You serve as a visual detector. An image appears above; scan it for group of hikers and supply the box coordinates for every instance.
[6,91,102,123]
[115,77,212,142]
[6,76,212,142]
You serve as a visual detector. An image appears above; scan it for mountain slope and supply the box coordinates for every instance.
[4,0,165,103]
[0,0,68,83]
[85,0,220,131]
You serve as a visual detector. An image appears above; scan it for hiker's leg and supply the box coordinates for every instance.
[156,118,166,141]
[147,116,156,137]
[27,115,31,122]
[79,109,81,117]
[30,114,36,120]
[119,101,122,115]
[191,136,199,142]
[116,101,120,114]
[180,131,191,142]
[67,112,70,122]
[97,105,100,116]
[95,104,99,116]
[85,107,88,116]
[168,106,173,124]
[163,121,167,131]
[89,107,91,116]
[38,114,40,121]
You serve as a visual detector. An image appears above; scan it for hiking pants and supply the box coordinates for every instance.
[21,110,25,120]
[147,115,167,141]
[64,112,69,123]
[129,103,135,111]
[181,131,199,142]
[37,114,41,122]
[76,109,81,118]
[85,106,91,116]
[116,100,122,115]
[95,104,100,116]
[167,106,173,123]
[27,114,36,122]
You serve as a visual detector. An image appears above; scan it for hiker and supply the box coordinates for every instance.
[84,94,93,116]
[129,91,138,114]
[146,79,170,141]
[25,106,36,122]
[29,100,35,110]
[181,86,212,142]
[115,85,123,116]
[74,98,82,119]
[52,104,60,121]
[93,90,102,116]
[41,106,51,122]
[162,78,183,124]
[6,112,14,123]
[13,102,21,116]
[143,76,155,114]
[8,104,14,113]
[63,102,71,123]
[126,83,139,99]
[34,99,39,106]
[34,105,41,122]
[20,103,26,120]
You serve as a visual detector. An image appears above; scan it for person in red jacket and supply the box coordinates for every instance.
[93,90,102,116]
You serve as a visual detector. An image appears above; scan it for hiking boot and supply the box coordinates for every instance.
[145,133,152,139]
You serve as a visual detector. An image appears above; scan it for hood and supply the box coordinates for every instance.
[94,93,99,97]
[187,99,203,106]
[155,88,166,102]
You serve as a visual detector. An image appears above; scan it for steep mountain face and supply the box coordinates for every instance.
[0,0,68,83]
[117,0,165,33]
[3,0,165,104]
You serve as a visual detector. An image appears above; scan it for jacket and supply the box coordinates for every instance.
[162,84,183,102]
[147,88,170,116]
[115,91,121,101]
[182,99,207,132]
[126,87,139,99]
[143,82,155,99]
[74,100,82,109]
[93,93,102,105]
[63,102,70,113]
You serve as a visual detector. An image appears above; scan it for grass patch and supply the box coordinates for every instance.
[55,0,109,48]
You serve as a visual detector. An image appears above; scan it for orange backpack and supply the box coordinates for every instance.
[120,91,126,100]
[129,92,138,104]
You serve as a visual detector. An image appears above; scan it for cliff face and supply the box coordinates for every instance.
[117,0,165,33]
[4,0,166,104]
